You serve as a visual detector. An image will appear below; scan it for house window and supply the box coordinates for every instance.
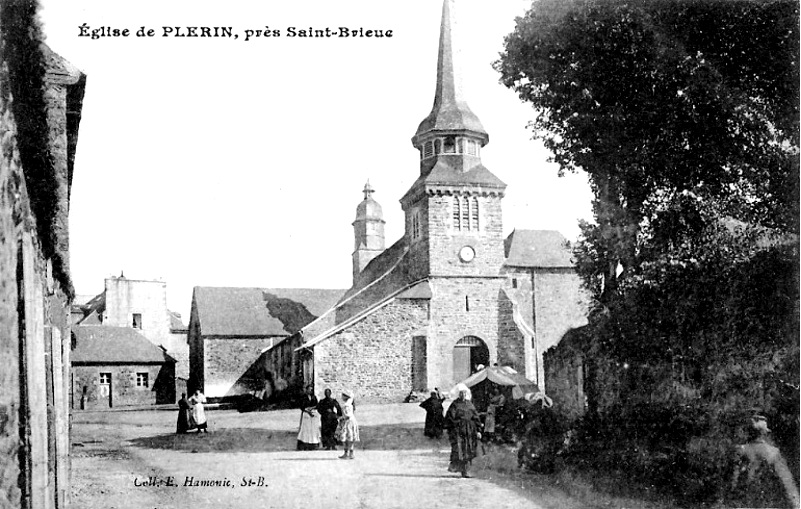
[99,373,111,385]
[424,141,434,159]
[467,140,477,156]
[460,196,469,229]
[132,313,142,329]
[465,295,470,312]
[512,278,518,289]
[434,139,442,154]
[136,372,149,388]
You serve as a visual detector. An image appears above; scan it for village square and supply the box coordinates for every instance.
[1,0,798,508]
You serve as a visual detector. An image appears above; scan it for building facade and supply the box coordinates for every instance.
[0,8,86,508]
[262,0,588,404]
[71,327,176,409]
[187,287,344,400]
[72,275,188,401]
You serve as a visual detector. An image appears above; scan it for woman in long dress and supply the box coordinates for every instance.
[335,390,359,459]
[296,386,321,450]
[317,388,342,450]
[445,387,481,477]
[176,393,191,434]
[189,390,208,433]
[484,387,505,441]
[420,391,445,438]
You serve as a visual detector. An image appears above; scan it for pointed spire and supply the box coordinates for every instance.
[412,0,488,147]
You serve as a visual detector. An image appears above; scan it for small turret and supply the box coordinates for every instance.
[352,181,385,284]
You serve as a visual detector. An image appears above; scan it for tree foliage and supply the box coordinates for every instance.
[496,0,798,299]
[496,1,800,504]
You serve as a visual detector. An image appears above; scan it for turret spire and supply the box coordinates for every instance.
[412,0,488,148]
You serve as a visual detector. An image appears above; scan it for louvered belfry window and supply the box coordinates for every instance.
[453,196,461,229]
[470,197,479,230]
[453,196,480,232]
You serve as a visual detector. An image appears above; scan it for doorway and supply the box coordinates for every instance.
[452,336,489,382]
[99,372,112,408]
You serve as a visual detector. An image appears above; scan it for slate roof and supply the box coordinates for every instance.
[504,230,574,268]
[193,287,346,337]
[412,0,488,145]
[72,326,173,364]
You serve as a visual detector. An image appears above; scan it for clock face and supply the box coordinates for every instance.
[459,246,476,263]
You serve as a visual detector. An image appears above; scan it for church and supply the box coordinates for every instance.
[260,0,588,403]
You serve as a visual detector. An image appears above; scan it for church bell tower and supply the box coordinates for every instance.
[401,0,507,280]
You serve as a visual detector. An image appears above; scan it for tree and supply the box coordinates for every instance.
[496,2,800,502]
[495,0,799,304]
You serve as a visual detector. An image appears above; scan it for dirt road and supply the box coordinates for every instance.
[70,404,669,509]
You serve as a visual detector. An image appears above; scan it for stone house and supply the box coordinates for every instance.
[260,0,588,404]
[71,327,175,409]
[187,287,344,400]
[0,7,86,508]
[72,275,188,400]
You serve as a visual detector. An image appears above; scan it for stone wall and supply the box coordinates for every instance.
[0,23,81,509]
[104,278,173,349]
[544,330,588,422]
[428,276,505,389]
[426,194,506,277]
[203,337,276,399]
[532,268,589,388]
[497,290,526,373]
[314,299,428,403]
[72,364,172,409]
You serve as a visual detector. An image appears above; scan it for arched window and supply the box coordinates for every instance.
[443,136,456,153]
[424,141,434,158]
[434,139,442,154]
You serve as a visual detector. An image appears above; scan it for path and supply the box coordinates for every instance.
[69,404,665,509]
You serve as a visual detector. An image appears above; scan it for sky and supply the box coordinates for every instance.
[39,0,594,320]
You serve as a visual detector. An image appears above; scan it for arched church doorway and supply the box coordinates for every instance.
[453,336,489,383]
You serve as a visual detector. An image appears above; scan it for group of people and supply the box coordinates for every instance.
[176,390,208,434]
[419,385,483,478]
[296,386,360,459]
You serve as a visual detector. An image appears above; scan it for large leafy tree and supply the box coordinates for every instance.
[496,3,799,501]
[495,0,798,304]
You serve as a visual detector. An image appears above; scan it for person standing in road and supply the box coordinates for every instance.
[483,387,505,442]
[730,414,800,508]
[336,390,359,459]
[189,390,208,433]
[420,390,445,439]
[176,392,192,434]
[297,385,321,450]
[445,387,481,477]
[317,388,342,450]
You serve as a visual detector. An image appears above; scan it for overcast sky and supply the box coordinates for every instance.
[39,0,594,320]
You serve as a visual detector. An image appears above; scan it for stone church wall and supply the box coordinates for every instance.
[426,194,506,277]
[314,299,428,403]
[428,277,503,388]
[497,290,526,373]
[533,268,588,354]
